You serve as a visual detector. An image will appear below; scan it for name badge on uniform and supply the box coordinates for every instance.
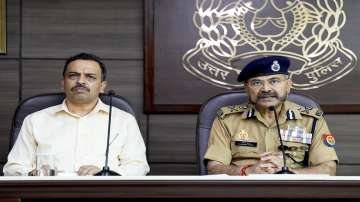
[235,141,257,147]
[281,125,312,144]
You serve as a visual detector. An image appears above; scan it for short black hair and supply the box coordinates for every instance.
[63,53,107,81]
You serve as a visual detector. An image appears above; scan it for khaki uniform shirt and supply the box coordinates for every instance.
[204,101,338,169]
[3,99,150,176]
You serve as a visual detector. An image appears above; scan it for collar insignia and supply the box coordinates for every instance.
[246,108,256,119]
[286,109,297,120]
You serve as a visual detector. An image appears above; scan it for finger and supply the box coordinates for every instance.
[264,167,276,174]
[261,154,283,166]
[78,166,94,176]
[260,153,279,161]
[81,166,101,176]
[269,154,284,167]
[77,166,87,176]
[260,152,273,158]
[261,157,282,167]
[259,162,277,169]
[260,154,278,161]
[87,167,100,175]
[258,165,274,174]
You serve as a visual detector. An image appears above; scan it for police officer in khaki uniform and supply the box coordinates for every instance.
[204,56,338,176]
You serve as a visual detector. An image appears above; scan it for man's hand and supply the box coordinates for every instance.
[246,152,284,174]
[207,152,285,175]
[77,165,101,176]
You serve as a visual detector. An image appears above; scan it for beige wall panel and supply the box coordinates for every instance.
[148,115,197,163]
[0,0,20,58]
[22,59,147,140]
[0,61,19,163]
[22,0,143,59]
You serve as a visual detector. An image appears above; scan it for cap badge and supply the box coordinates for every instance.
[271,60,281,72]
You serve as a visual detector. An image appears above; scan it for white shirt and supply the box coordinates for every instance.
[3,98,150,176]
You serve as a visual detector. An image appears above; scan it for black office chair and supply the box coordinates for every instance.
[8,92,136,152]
[196,91,320,175]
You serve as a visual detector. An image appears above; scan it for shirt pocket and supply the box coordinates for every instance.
[230,139,259,158]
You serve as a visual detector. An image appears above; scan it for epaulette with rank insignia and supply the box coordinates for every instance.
[296,104,323,119]
[217,104,247,119]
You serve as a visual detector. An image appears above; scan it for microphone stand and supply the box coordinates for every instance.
[269,106,294,174]
[95,90,120,176]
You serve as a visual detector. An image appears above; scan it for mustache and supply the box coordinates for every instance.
[257,92,278,99]
[71,84,90,92]
[253,92,288,103]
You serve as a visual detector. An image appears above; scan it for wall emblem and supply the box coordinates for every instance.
[182,0,357,90]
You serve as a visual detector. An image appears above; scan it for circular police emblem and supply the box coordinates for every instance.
[182,0,357,90]
[322,134,336,147]
[271,60,281,72]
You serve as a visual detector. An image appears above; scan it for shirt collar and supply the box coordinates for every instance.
[241,101,302,120]
[54,98,109,116]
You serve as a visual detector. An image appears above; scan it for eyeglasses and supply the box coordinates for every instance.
[247,77,288,88]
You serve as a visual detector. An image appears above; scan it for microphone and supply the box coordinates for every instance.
[95,90,120,176]
[269,106,294,174]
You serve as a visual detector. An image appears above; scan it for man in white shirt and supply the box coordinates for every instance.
[3,53,150,176]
